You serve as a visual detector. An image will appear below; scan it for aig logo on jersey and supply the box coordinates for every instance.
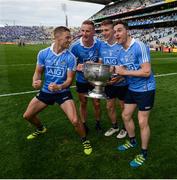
[104,57,117,65]
[46,66,65,77]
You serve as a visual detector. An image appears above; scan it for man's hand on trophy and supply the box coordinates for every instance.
[108,74,125,85]
[76,63,84,71]
[109,66,115,73]
[85,61,93,64]
[85,61,102,65]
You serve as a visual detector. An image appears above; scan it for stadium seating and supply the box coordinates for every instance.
[89,0,164,20]
[0,26,51,43]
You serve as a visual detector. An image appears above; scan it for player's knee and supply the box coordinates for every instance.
[23,112,31,121]
[94,104,100,110]
[122,111,130,121]
[106,103,114,112]
[71,118,80,127]
[80,101,87,108]
[94,101,100,109]
[119,103,124,110]
[138,119,148,129]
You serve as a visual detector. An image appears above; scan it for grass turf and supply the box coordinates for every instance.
[0,44,177,178]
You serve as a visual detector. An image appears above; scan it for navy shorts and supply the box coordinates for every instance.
[36,90,73,105]
[76,81,94,94]
[124,89,155,111]
[105,85,128,100]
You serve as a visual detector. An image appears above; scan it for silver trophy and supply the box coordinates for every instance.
[83,62,111,99]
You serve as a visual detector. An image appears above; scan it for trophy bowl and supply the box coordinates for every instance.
[83,62,111,99]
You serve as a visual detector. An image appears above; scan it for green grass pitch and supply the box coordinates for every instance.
[0,44,177,178]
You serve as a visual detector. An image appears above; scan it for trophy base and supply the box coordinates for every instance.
[85,91,107,99]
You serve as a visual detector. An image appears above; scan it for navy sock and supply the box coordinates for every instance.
[122,126,126,131]
[141,149,147,159]
[81,137,87,142]
[96,120,100,126]
[37,125,44,131]
[112,122,118,129]
[83,122,87,127]
[129,136,137,145]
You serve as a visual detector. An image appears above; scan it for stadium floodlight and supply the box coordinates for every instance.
[61,3,68,27]
[108,2,114,5]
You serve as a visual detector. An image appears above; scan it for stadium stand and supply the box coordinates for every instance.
[0,0,176,50]
[0,26,52,44]
[87,0,177,51]
[89,0,165,20]
[130,27,177,49]
[0,25,81,45]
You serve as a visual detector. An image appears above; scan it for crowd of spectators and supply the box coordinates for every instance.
[0,24,176,49]
[89,0,164,20]
[0,26,51,43]
[128,13,177,26]
[0,25,82,44]
[1,0,175,48]
[130,26,177,48]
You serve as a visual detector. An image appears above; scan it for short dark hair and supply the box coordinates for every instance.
[53,26,70,36]
[82,20,95,28]
[113,20,129,30]
[100,19,113,26]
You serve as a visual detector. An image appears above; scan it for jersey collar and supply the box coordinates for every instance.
[129,38,136,48]
[80,36,97,48]
[121,38,136,52]
[50,43,67,56]
[105,41,117,47]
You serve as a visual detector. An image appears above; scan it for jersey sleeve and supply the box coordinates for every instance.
[67,53,77,71]
[37,50,45,67]
[69,44,78,57]
[136,42,150,65]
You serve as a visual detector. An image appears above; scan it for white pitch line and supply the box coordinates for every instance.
[0,64,35,67]
[0,72,177,98]
[152,57,177,60]
[154,72,177,77]
[0,86,76,98]
[0,57,176,67]
[0,90,39,97]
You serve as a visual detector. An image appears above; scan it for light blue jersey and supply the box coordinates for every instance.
[118,38,156,92]
[37,43,76,94]
[70,37,101,83]
[99,41,127,86]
